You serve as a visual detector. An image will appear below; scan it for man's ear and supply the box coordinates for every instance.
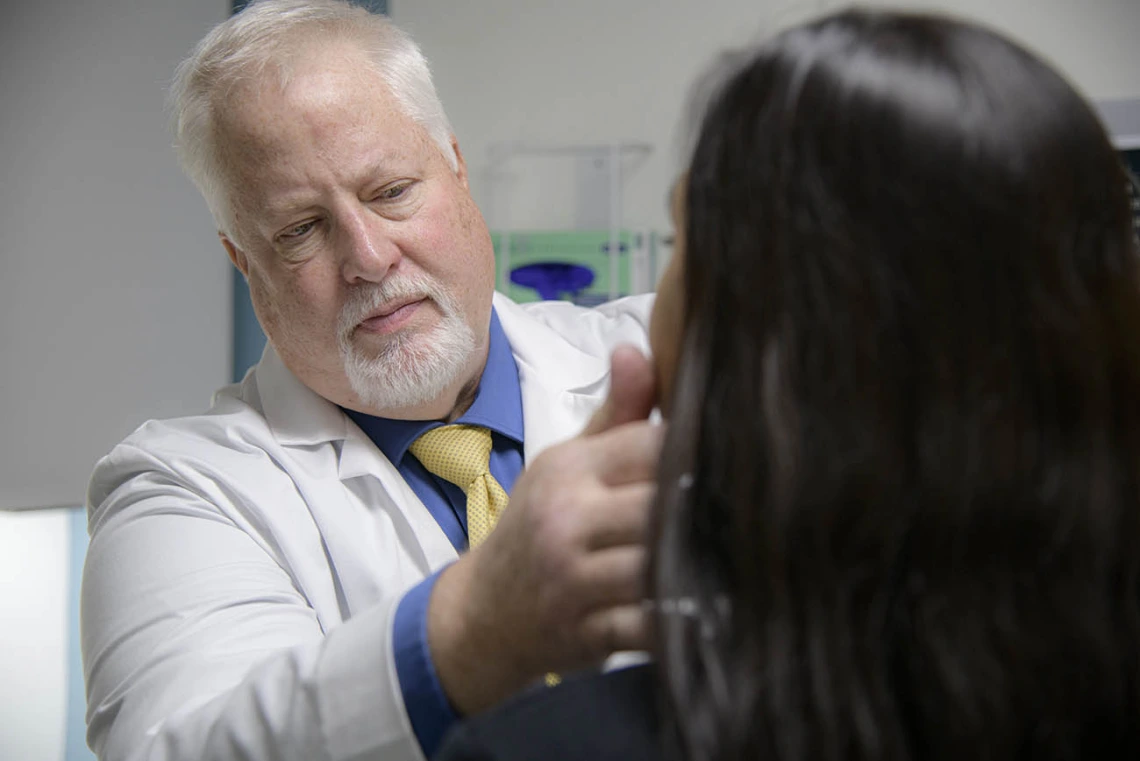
[220,233,249,278]
[450,136,469,190]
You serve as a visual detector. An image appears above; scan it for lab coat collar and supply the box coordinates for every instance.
[253,342,351,447]
[490,292,612,462]
[490,292,610,394]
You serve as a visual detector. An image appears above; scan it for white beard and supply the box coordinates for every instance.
[337,273,476,414]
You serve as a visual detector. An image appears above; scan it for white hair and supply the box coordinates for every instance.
[168,0,457,240]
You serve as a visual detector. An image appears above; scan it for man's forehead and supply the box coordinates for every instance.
[220,54,390,131]
[214,74,411,172]
[217,105,427,223]
[209,43,446,224]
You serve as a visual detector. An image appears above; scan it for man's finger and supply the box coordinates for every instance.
[581,482,656,550]
[588,420,664,486]
[579,603,651,659]
[576,545,648,609]
[581,345,657,436]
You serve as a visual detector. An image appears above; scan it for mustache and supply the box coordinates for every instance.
[337,274,453,342]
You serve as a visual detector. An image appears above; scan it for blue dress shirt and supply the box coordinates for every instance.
[344,309,525,757]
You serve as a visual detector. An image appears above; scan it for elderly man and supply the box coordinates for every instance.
[80,1,659,760]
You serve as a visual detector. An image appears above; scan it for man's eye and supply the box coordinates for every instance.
[279,220,316,241]
[379,182,412,200]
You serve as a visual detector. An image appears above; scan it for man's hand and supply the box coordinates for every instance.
[427,345,662,715]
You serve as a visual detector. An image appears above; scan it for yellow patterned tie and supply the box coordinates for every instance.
[409,424,561,687]
[409,424,508,549]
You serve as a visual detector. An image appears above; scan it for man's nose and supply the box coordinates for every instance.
[339,210,401,283]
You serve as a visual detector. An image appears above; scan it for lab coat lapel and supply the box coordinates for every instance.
[338,423,459,575]
[253,345,456,618]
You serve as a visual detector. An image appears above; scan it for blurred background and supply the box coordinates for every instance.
[1,1,1137,758]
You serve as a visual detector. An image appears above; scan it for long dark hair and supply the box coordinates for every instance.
[650,9,1140,761]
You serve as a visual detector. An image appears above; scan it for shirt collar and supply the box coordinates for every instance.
[344,308,524,465]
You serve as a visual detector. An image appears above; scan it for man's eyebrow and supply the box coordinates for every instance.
[261,156,409,218]
[264,193,313,214]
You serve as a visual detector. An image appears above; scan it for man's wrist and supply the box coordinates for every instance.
[426,552,531,715]
[393,571,460,757]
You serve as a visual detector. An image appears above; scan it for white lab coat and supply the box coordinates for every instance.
[81,292,654,761]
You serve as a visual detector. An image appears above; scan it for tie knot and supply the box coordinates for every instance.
[409,424,494,490]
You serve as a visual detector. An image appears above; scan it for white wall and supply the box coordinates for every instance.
[0,0,231,511]
[395,0,1140,234]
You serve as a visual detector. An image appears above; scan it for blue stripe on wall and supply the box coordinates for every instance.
[230,0,389,381]
[65,507,95,761]
[232,275,266,383]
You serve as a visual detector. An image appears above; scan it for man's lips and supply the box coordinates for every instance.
[356,297,428,335]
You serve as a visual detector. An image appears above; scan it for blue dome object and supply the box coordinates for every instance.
[510,262,596,301]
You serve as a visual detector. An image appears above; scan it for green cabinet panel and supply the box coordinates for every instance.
[492,230,639,304]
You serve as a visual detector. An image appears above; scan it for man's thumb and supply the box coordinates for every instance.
[582,345,657,436]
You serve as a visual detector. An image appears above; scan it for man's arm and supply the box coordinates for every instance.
[82,458,423,761]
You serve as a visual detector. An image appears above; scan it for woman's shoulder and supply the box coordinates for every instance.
[435,664,663,761]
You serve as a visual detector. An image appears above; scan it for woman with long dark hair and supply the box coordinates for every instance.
[438,8,1140,761]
